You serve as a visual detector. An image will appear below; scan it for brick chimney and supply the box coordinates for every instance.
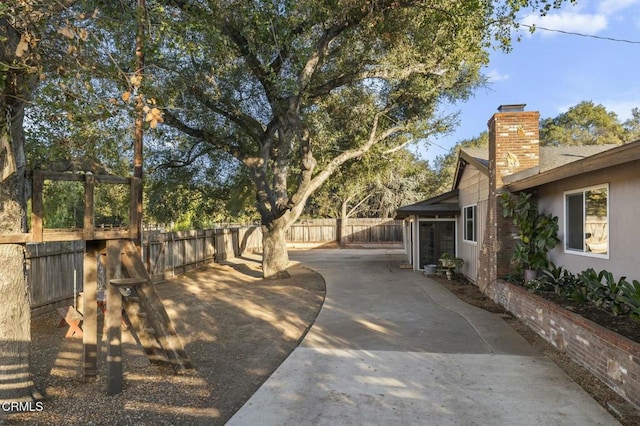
[478,104,540,289]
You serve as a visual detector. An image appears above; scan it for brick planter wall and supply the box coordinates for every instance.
[483,279,640,410]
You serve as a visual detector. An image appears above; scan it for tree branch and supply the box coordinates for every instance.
[191,87,265,141]
[217,20,278,105]
[163,111,263,167]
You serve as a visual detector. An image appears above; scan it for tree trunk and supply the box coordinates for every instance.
[0,244,31,403]
[0,97,33,404]
[261,218,290,279]
[0,16,37,404]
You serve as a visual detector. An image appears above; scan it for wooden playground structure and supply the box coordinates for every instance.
[0,170,193,395]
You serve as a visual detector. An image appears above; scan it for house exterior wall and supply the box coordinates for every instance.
[457,165,489,282]
[536,159,640,282]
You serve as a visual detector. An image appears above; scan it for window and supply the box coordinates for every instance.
[463,205,477,243]
[564,184,608,257]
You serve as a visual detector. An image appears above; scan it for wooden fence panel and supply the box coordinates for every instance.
[26,241,84,309]
[237,226,262,254]
[290,218,401,244]
[145,232,166,282]
[344,219,403,243]
[288,219,337,242]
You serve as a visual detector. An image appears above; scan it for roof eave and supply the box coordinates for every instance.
[453,150,489,190]
[394,209,459,219]
[505,141,640,191]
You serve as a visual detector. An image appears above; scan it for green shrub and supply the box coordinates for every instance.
[539,265,638,319]
[540,263,579,297]
[621,279,640,320]
[500,192,560,273]
[577,269,629,315]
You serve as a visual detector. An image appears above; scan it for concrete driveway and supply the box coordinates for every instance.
[228,249,618,425]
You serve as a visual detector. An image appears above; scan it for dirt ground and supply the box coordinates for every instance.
[4,253,640,425]
[5,255,325,425]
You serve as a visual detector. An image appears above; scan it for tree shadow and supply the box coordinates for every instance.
[219,254,263,279]
[16,258,325,425]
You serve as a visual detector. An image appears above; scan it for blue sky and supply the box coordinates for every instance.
[421,0,640,162]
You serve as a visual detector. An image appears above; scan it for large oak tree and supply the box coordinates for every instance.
[148,0,566,278]
[0,0,76,403]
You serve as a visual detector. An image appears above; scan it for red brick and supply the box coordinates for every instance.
[486,279,640,410]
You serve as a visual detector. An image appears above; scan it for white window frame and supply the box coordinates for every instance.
[462,204,477,244]
[563,183,609,259]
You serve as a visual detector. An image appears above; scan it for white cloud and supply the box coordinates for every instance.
[521,12,608,36]
[486,70,509,82]
[597,0,640,15]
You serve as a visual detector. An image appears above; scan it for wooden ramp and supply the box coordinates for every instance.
[119,240,193,372]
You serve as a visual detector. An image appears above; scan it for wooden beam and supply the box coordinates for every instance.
[40,171,85,182]
[94,230,131,240]
[0,234,31,244]
[94,175,130,185]
[82,241,102,380]
[42,230,84,242]
[0,229,134,244]
[105,240,124,395]
[31,169,43,243]
[129,177,141,242]
[39,172,129,185]
[84,174,95,240]
[120,240,193,372]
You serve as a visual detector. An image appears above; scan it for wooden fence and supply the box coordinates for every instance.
[26,219,401,312]
[27,241,85,312]
[288,218,402,243]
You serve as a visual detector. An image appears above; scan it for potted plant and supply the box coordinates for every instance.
[500,192,560,282]
[439,252,463,280]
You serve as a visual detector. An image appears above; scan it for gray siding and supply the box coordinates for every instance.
[458,167,489,205]
[537,159,640,282]
[457,165,489,283]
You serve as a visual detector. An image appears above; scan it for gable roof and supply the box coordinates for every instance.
[452,148,489,190]
[395,189,459,219]
[397,141,640,218]
[453,143,626,191]
[504,140,640,191]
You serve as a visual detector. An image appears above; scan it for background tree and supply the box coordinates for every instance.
[305,148,431,244]
[539,100,625,146]
[427,132,489,195]
[144,0,565,278]
[145,137,258,228]
[623,107,640,143]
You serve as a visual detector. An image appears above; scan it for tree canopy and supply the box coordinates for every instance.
[129,0,567,276]
[539,100,625,146]
[10,1,577,276]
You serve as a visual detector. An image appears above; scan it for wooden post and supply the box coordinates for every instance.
[132,0,146,254]
[129,177,141,242]
[84,174,95,241]
[31,170,43,243]
[82,240,101,380]
[105,240,123,395]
